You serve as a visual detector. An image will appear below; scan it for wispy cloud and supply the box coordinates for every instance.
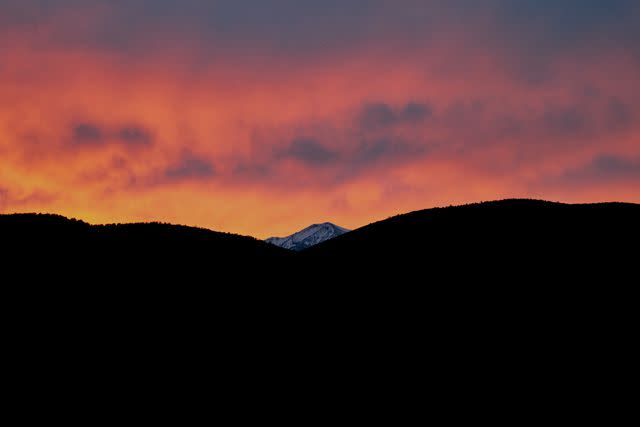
[164,152,216,181]
[70,122,154,149]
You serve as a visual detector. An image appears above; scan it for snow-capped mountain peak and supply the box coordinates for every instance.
[266,222,350,251]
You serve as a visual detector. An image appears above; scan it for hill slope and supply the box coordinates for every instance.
[3,199,639,282]
[302,199,640,280]
[1,213,291,281]
[3,201,636,402]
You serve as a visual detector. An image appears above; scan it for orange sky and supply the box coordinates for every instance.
[1,1,639,238]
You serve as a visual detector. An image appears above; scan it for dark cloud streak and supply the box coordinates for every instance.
[359,102,432,130]
[164,152,216,180]
[280,138,339,167]
[73,123,103,145]
[70,122,154,148]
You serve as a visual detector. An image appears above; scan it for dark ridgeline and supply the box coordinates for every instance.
[297,198,639,335]
[2,200,637,410]
[3,199,639,283]
[2,213,292,279]
[302,198,640,282]
[4,199,638,304]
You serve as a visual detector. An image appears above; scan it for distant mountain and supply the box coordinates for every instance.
[266,222,350,251]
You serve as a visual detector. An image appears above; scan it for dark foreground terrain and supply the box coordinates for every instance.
[3,213,292,281]
[3,198,638,283]
[3,199,637,413]
[4,198,638,320]
[305,198,639,280]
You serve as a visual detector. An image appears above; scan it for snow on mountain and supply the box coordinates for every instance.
[266,222,350,251]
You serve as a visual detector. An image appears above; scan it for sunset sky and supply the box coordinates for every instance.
[1,0,639,238]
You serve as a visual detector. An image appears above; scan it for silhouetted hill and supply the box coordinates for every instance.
[2,213,291,282]
[4,200,639,283]
[302,199,640,282]
[3,201,637,407]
